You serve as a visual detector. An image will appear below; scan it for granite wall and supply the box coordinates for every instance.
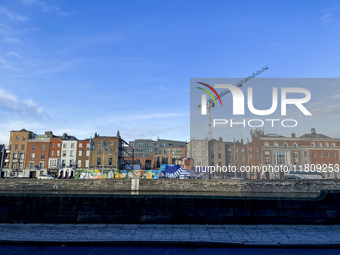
[1,179,340,193]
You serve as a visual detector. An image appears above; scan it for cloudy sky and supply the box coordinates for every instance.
[0,0,339,145]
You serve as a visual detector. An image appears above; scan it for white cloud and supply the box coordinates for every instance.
[6,51,24,59]
[35,59,78,75]
[0,87,44,119]
[321,13,332,23]
[326,93,340,99]
[2,37,23,44]
[0,56,19,71]
[21,0,71,16]
[0,6,28,21]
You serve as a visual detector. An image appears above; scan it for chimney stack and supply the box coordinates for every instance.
[311,128,316,135]
[291,133,296,138]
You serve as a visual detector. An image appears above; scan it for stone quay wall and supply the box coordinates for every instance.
[1,179,340,193]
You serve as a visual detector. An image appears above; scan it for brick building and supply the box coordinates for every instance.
[125,138,187,170]
[90,131,121,169]
[26,132,53,175]
[48,137,62,174]
[76,139,90,169]
[7,129,35,170]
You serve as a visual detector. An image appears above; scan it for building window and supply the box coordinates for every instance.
[255,147,258,152]
[85,160,89,168]
[264,151,270,164]
[333,152,336,158]
[97,157,101,166]
[57,143,60,148]
[77,160,81,167]
[293,152,299,165]
[31,153,35,159]
[311,142,315,147]
[319,152,323,158]
[32,145,35,151]
[19,153,24,159]
[86,143,90,148]
[14,144,18,151]
[313,152,316,157]
[97,148,102,154]
[218,146,221,151]
[51,143,54,148]
[318,142,322,147]
[63,143,67,148]
[39,162,44,169]
[50,151,53,156]
[109,141,114,145]
[79,143,83,148]
[172,149,182,155]
[326,152,329,158]
[12,153,18,159]
[256,154,259,159]
[264,142,269,147]
[15,136,19,142]
[109,148,113,155]
[57,151,60,157]
[162,156,168,164]
[21,144,25,151]
[86,151,90,156]
[29,162,34,169]
[70,150,74,157]
[71,143,75,148]
[41,153,45,160]
[108,158,112,166]
[78,151,82,157]
[42,145,45,151]
[62,150,66,157]
[332,143,336,147]
[325,143,329,147]
[275,151,286,165]
[293,143,297,148]
[98,141,103,145]
[283,143,288,148]
[22,136,26,142]
[274,142,278,147]
[304,151,307,157]
[218,153,221,159]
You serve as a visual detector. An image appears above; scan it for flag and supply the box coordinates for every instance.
[104,138,107,151]
[90,136,95,151]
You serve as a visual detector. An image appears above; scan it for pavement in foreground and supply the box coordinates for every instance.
[0,224,340,247]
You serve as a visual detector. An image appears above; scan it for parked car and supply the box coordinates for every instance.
[37,174,55,179]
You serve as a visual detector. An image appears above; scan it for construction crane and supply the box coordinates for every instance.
[198,66,269,139]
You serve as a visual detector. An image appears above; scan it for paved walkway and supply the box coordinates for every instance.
[0,224,340,247]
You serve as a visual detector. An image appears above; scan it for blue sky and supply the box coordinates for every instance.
[0,0,339,145]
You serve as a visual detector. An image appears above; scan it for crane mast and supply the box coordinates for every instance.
[198,66,269,139]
